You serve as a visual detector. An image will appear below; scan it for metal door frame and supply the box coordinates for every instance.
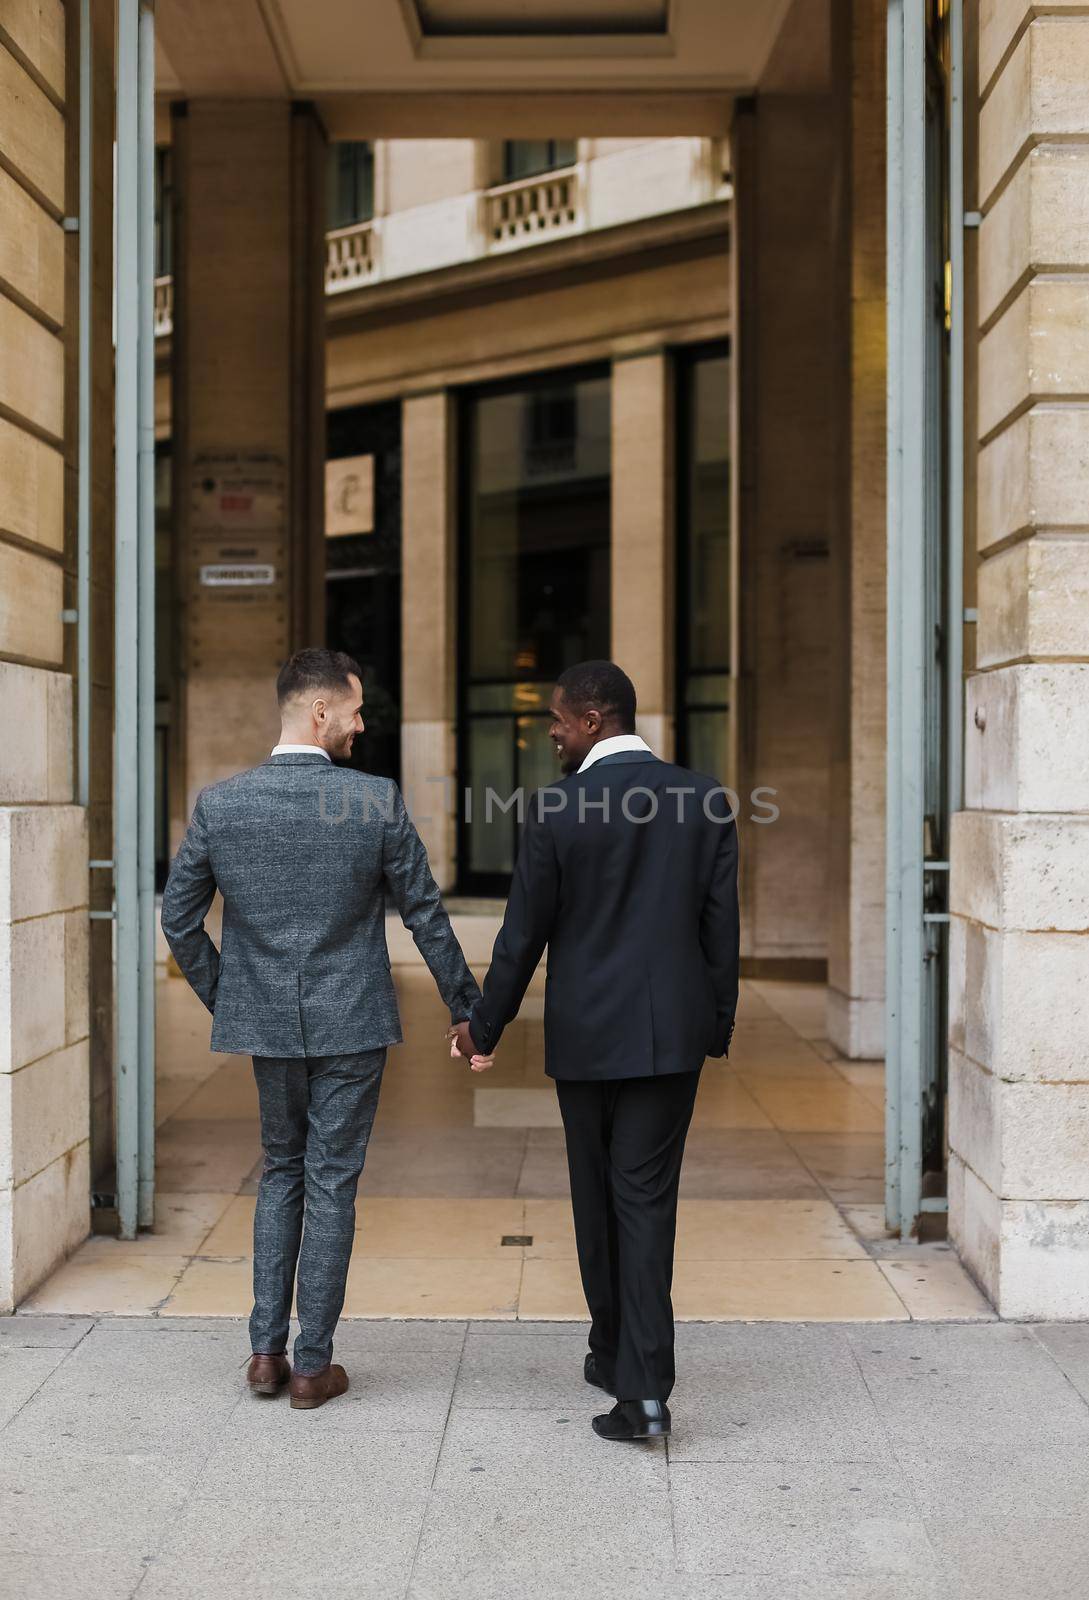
[113,0,158,1238]
[885,0,965,1237]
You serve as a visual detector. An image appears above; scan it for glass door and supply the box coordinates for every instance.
[458,367,611,892]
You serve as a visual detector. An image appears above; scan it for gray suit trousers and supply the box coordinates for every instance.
[250,1050,385,1373]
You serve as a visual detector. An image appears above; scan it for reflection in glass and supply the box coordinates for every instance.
[502,140,578,182]
[462,370,610,883]
[678,348,731,782]
[328,142,375,229]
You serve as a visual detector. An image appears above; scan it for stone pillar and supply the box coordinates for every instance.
[0,1,90,1309]
[172,101,326,828]
[401,391,457,889]
[610,352,675,758]
[733,90,847,970]
[949,7,1089,1316]
[826,0,886,1058]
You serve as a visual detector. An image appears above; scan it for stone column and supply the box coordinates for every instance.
[610,352,675,758]
[171,100,326,829]
[949,7,1089,1316]
[401,391,457,889]
[0,2,90,1308]
[732,90,847,971]
[827,0,886,1058]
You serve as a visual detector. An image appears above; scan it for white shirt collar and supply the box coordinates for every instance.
[271,743,331,761]
[577,733,654,774]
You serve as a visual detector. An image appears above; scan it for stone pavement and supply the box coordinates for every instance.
[3,1316,1089,1599]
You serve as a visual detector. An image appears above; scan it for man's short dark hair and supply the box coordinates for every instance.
[556,660,637,731]
[276,647,362,708]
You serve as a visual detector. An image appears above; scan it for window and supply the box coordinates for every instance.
[676,345,732,783]
[325,403,402,783]
[502,140,577,183]
[460,369,611,888]
[154,148,173,277]
[328,142,375,229]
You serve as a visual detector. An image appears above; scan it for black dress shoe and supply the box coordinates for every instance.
[584,1353,616,1396]
[592,1399,671,1441]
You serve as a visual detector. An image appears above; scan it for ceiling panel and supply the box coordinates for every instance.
[158,0,795,100]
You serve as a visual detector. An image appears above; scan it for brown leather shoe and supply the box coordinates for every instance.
[289,1363,349,1411]
[247,1353,290,1397]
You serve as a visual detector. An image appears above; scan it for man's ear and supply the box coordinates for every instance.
[585,708,603,734]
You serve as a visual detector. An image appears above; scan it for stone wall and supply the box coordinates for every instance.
[0,0,90,1311]
[826,0,886,1058]
[949,2,1089,1316]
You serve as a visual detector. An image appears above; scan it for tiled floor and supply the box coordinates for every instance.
[22,966,994,1322]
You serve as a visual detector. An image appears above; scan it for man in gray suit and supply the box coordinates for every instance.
[161,648,482,1409]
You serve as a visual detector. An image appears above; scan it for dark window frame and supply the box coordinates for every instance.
[674,338,732,779]
[328,141,376,230]
[501,139,578,184]
[456,361,611,896]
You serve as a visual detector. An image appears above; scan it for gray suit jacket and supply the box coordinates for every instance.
[160,752,480,1058]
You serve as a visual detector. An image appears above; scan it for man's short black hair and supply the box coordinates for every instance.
[556,660,637,731]
[276,647,362,708]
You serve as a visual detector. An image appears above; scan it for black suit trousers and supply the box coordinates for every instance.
[555,1068,701,1403]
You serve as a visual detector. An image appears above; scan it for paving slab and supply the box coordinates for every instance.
[0,1553,149,1600]
[466,1318,588,1337]
[895,1445,1089,1520]
[455,1330,606,1411]
[0,1344,77,1429]
[0,1449,205,1555]
[411,1406,673,1592]
[925,1515,1089,1600]
[1,1326,244,1457]
[140,1496,424,1599]
[666,1324,893,1463]
[846,1322,1089,1454]
[197,1422,441,1502]
[670,1459,937,1578]
[0,1316,93,1347]
[1029,1322,1089,1405]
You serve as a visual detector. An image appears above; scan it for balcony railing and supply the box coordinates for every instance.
[483,167,581,253]
[153,141,729,337]
[325,219,379,294]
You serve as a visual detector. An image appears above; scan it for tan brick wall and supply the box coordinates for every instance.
[0,0,91,1311]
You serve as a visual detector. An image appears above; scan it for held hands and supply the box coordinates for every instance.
[446,1020,495,1073]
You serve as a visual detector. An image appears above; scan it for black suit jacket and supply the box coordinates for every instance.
[469,751,740,1080]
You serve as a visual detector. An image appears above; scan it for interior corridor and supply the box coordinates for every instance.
[23,965,991,1322]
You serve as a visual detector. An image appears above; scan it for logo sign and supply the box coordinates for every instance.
[199,563,277,588]
[326,454,375,538]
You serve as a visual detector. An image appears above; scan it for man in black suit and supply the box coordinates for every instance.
[451,660,740,1441]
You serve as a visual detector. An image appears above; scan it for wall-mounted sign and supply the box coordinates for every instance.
[191,453,286,533]
[199,563,277,588]
[187,453,288,670]
[325,453,375,538]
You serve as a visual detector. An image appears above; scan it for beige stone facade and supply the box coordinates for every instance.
[949,3,1089,1317]
[0,1,90,1311]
